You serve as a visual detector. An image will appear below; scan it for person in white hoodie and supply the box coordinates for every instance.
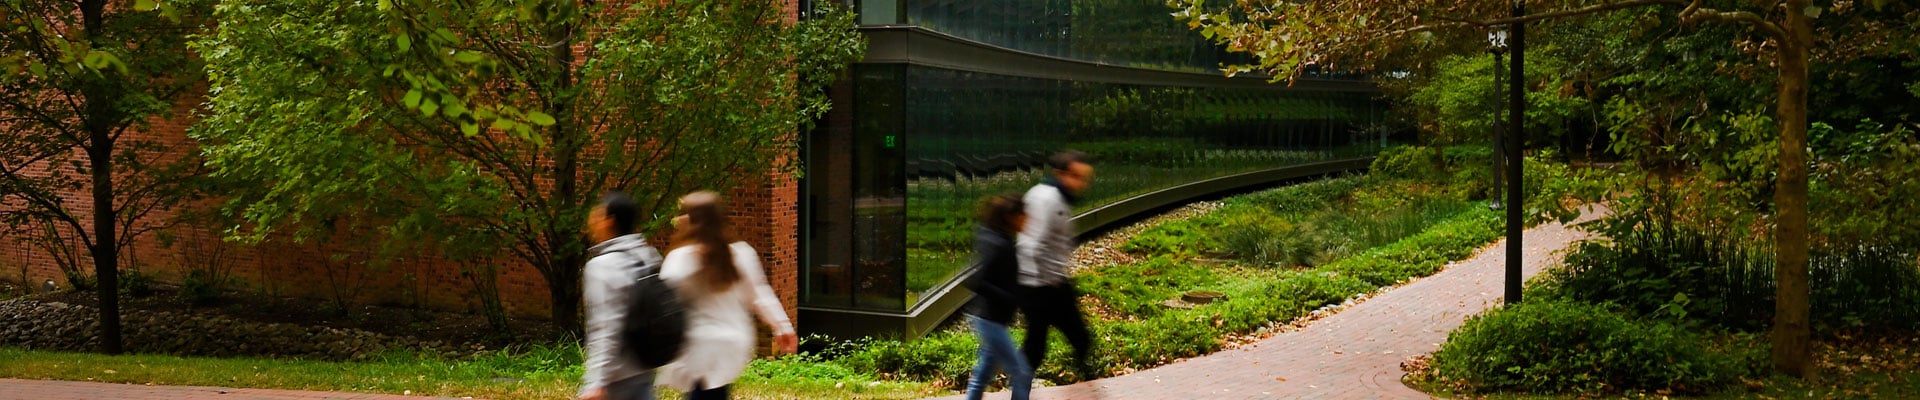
[656,191,797,400]
[1018,150,1096,379]
[579,192,665,400]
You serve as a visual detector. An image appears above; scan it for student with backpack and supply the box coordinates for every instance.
[964,194,1033,400]
[580,192,667,400]
[656,191,796,400]
[1019,151,1097,379]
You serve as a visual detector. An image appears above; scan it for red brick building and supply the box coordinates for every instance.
[3,1,807,328]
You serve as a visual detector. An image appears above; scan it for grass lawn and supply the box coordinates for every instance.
[0,346,946,400]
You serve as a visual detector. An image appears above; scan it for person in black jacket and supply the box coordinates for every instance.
[963,194,1032,400]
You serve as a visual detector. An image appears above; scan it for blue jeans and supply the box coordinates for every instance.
[966,316,1032,400]
[603,371,655,400]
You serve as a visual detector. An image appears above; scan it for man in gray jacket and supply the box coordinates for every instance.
[580,192,665,400]
[1018,151,1095,379]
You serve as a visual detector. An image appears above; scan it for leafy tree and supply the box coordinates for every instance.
[1,0,206,354]
[193,0,863,335]
[1404,49,1588,155]
[1172,0,1916,377]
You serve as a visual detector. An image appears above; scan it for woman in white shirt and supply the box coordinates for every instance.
[657,191,797,400]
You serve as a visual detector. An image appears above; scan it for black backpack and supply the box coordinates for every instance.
[619,253,688,369]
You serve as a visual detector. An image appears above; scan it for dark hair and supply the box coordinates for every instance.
[600,191,639,235]
[671,191,740,291]
[1049,150,1090,171]
[977,194,1027,235]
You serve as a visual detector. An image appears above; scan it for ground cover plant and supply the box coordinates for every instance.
[815,145,1601,389]
[903,145,1358,302]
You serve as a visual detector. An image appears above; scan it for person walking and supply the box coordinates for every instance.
[964,194,1033,400]
[580,192,665,400]
[1018,151,1096,379]
[656,191,797,400]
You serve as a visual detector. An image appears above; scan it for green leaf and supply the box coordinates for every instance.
[134,0,159,12]
[420,99,439,117]
[453,51,483,64]
[461,122,479,136]
[402,89,422,108]
[396,35,411,52]
[443,101,467,118]
[525,111,556,126]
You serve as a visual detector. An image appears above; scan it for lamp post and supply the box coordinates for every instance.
[1488,29,1508,211]
[1504,1,1528,306]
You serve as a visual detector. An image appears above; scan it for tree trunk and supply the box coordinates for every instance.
[78,0,124,356]
[542,5,585,338]
[1770,1,1815,379]
[545,252,586,338]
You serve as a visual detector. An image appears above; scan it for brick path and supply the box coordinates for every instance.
[0,379,466,400]
[938,212,1600,400]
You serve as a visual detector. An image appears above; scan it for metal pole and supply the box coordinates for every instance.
[1505,1,1527,305]
[1491,50,1504,210]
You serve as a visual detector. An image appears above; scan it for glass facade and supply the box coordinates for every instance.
[903,0,1249,72]
[802,1,1386,318]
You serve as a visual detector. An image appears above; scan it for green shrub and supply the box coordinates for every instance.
[1213,212,1330,267]
[1325,209,1502,286]
[180,268,232,307]
[1431,300,1743,394]
[1235,175,1367,214]
[1370,146,1443,181]
[119,269,156,298]
[1540,224,1920,331]
[833,331,976,387]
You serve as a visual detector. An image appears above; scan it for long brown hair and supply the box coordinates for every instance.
[671,191,740,291]
[978,194,1026,235]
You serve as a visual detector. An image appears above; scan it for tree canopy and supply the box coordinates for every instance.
[1173,0,1917,377]
[2,0,210,354]
[193,0,864,334]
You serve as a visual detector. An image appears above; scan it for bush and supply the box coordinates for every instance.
[833,331,977,387]
[119,269,156,298]
[1538,221,1920,331]
[1431,301,1743,394]
[1324,209,1503,286]
[1213,212,1329,267]
[180,268,233,306]
[1370,146,1443,181]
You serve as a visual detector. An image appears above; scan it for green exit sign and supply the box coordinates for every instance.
[883,135,895,148]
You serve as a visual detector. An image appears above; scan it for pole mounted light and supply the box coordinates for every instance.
[1504,1,1527,306]
[1487,28,1508,211]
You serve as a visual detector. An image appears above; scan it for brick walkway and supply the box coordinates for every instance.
[0,379,465,400]
[937,212,1600,400]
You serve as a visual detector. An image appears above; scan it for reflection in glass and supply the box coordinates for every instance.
[905,0,1259,73]
[801,4,1387,312]
[893,66,1384,307]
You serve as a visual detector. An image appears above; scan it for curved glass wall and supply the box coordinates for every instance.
[802,63,1385,311]
[901,0,1248,72]
[801,2,1386,320]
